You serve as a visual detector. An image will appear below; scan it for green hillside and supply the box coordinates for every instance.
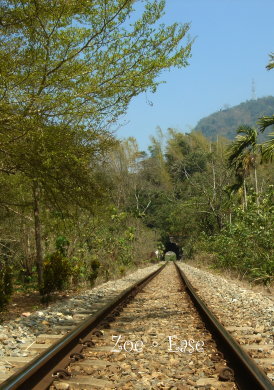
[193,96,274,141]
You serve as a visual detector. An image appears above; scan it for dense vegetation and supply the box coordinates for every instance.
[193,96,274,141]
[134,127,273,284]
[0,0,192,310]
[0,1,273,315]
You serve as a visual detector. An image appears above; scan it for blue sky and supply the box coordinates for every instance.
[115,0,274,151]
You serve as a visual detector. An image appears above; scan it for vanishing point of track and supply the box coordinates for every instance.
[0,262,273,390]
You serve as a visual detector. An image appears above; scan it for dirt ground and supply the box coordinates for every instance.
[0,288,80,323]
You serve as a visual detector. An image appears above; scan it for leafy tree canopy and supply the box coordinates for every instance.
[0,0,192,128]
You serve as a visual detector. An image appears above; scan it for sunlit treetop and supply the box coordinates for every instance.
[0,0,192,128]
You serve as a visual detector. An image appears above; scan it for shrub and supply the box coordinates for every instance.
[88,259,100,287]
[119,265,126,276]
[43,251,72,294]
[197,188,274,284]
[42,236,73,295]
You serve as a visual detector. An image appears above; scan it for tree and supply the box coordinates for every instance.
[165,131,231,233]
[0,121,112,292]
[227,126,259,208]
[165,130,209,182]
[104,137,146,212]
[258,53,274,161]
[0,0,192,131]
[0,0,193,292]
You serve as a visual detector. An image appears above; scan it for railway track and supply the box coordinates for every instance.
[0,262,273,390]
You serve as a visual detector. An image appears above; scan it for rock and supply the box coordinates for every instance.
[254,326,265,333]
[54,383,70,390]
[21,312,31,317]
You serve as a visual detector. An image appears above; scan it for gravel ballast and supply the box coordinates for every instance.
[177,263,273,332]
[177,262,274,382]
[0,264,160,360]
[0,261,273,384]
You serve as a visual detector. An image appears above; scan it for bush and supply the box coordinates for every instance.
[43,251,72,294]
[88,259,100,287]
[42,236,73,294]
[119,265,126,276]
[197,189,274,284]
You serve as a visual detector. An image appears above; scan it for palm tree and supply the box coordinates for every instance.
[266,53,274,70]
[227,125,259,209]
[258,117,274,162]
[257,53,274,162]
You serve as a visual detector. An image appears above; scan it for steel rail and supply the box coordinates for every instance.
[0,263,166,390]
[175,262,273,390]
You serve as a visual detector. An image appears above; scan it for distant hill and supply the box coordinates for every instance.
[193,96,274,141]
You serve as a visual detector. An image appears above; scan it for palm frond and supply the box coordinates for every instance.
[266,53,274,70]
[226,180,243,195]
[261,132,274,162]
[258,116,274,133]
[227,126,257,167]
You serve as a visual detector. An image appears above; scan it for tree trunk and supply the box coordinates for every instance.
[21,224,32,282]
[32,182,44,293]
[243,178,247,210]
[216,213,223,231]
[254,166,259,206]
[212,159,216,200]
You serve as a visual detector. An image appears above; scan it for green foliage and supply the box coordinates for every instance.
[165,252,176,261]
[260,131,274,162]
[166,130,209,181]
[88,259,100,287]
[227,126,257,168]
[119,265,126,276]
[0,0,193,293]
[125,125,273,285]
[0,0,192,128]
[55,236,70,255]
[266,52,274,70]
[226,125,259,208]
[87,209,137,274]
[257,55,274,162]
[42,237,73,294]
[198,188,274,284]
